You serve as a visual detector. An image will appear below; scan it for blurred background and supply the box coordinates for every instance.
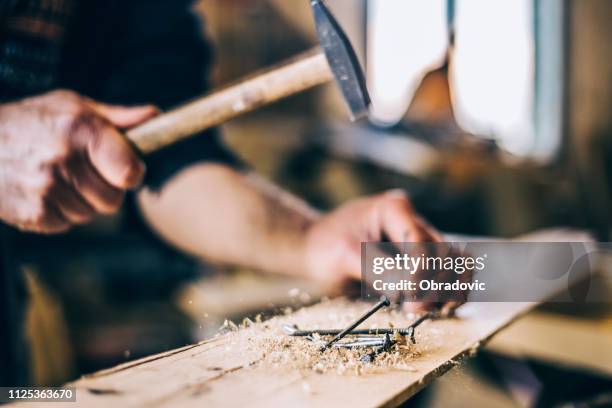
[15,0,612,406]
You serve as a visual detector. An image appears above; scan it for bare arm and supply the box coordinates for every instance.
[137,163,318,278]
[137,163,440,296]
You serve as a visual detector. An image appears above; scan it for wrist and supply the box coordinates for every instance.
[268,211,320,279]
[299,214,338,285]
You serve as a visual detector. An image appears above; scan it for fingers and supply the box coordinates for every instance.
[48,169,96,224]
[342,243,364,281]
[377,191,440,243]
[4,91,154,234]
[37,208,69,234]
[439,301,461,317]
[369,191,448,311]
[86,124,145,189]
[403,300,463,315]
[59,100,147,225]
[416,215,444,242]
[403,302,438,314]
[85,99,159,129]
[63,153,125,214]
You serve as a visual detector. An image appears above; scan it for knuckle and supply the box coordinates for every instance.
[34,170,55,196]
[47,140,71,164]
[14,201,66,234]
[383,196,412,214]
[56,107,88,133]
[376,197,396,215]
[50,89,80,103]
[29,200,49,226]
[55,108,97,149]
[384,189,410,200]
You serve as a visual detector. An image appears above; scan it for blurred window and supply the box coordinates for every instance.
[366,0,566,162]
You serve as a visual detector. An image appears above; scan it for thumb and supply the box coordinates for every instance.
[86,99,159,129]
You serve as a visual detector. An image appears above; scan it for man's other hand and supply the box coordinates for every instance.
[304,190,442,300]
[0,90,158,233]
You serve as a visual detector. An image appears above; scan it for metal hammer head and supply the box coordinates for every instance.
[311,0,371,121]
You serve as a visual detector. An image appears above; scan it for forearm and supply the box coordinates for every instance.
[137,163,321,277]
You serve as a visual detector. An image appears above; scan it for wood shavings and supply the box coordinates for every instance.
[219,319,239,333]
[222,299,443,376]
[67,296,541,407]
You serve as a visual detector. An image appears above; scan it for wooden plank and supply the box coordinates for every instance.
[19,229,593,407]
[27,300,534,408]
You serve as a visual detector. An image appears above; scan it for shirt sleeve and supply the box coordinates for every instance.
[67,0,242,188]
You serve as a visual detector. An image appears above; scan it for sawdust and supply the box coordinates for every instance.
[216,298,447,376]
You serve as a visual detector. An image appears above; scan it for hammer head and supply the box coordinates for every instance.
[311,0,371,121]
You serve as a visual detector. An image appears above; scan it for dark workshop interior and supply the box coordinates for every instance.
[0,1,611,407]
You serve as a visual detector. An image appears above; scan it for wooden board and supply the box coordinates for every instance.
[19,229,593,407]
[27,300,534,408]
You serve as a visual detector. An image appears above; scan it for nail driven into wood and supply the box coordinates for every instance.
[320,296,391,351]
[406,312,436,344]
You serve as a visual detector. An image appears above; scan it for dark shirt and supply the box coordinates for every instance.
[0,0,237,385]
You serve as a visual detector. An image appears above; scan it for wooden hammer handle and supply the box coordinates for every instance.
[126,47,332,154]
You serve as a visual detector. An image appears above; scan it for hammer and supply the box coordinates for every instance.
[126,0,370,154]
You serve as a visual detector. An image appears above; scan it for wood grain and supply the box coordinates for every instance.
[19,230,592,407]
[26,301,533,408]
[126,48,332,154]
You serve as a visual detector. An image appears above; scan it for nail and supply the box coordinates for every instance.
[321,296,391,351]
[407,312,436,344]
[360,333,394,363]
[284,310,436,344]
[283,324,414,337]
[333,339,387,349]
[307,333,388,341]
